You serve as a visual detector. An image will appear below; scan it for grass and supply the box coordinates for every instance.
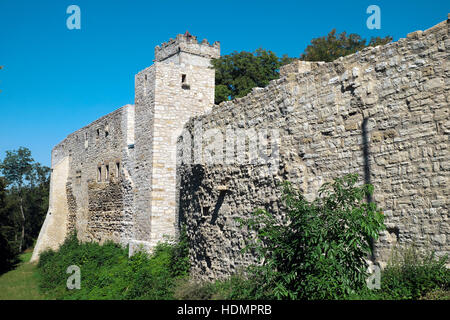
[1,241,448,300]
[0,249,46,300]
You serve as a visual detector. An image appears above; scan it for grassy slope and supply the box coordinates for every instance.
[0,251,46,300]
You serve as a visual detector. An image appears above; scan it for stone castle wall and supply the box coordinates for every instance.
[32,105,136,261]
[33,18,448,282]
[32,33,220,260]
[178,18,449,280]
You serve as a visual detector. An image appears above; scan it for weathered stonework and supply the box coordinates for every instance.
[178,18,450,280]
[32,17,448,285]
[32,33,220,261]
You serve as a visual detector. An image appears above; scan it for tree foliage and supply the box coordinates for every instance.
[212,30,392,105]
[0,147,50,273]
[211,49,294,104]
[237,174,385,299]
[300,29,392,62]
[0,177,20,273]
[1,147,34,189]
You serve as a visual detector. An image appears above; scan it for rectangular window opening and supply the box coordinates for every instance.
[97,167,102,182]
[116,162,120,178]
[181,74,190,90]
[105,165,109,181]
[75,170,81,185]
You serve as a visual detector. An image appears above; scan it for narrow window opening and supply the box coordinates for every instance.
[84,132,89,149]
[96,128,100,138]
[105,165,110,181]
[76,170,81,185]
[97,167,102,182]
[116,162,120,178]
[181,74,190,90]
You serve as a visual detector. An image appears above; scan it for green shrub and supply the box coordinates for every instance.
[237,174,385,299]
[169,227,190,278]
[37,230,190,300]
[346,245,450,300]
[380,245,449,299]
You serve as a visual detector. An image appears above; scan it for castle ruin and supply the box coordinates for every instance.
[31,32,220,260]
[33,18,449,281]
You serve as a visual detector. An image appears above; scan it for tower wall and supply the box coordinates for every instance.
[131,34,219,253]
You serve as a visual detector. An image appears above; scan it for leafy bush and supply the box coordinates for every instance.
[347,245,449,300]
[37,231,190,300]
[380,245,449,299]
[237,174,385,299]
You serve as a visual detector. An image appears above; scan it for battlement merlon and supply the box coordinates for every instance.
[154,32,220,65]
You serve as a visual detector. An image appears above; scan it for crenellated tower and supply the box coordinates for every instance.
[154,31,220,66]
[131,32,220,253]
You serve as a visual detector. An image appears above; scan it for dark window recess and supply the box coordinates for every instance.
[97,167,102,182]
[181,74,190,90]
[128,144,135,149]
[116,162,120,178]
[96,129,100,138]
[75,170,81,185]
[105,165,110,181]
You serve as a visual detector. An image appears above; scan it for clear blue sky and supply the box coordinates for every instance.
[0,0,448,167]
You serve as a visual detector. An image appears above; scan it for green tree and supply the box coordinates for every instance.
[0,177,20,272]
[0,147,50,252]
[300,29,392,62]
[211,49,294,104]
[238,174,385,299]
[211,31,391,105]
[23,163,50,248]
[0,147,33,252]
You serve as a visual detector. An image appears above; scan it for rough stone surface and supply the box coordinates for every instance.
[178,18,449,280]
[32,17,449,284]
[32,33,219,261]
